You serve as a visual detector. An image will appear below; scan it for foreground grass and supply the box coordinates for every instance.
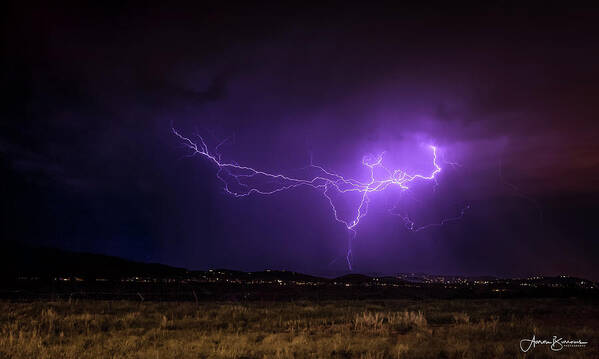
[0,298,597,358]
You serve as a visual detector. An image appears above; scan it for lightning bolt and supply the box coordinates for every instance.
[173,126,465,269]
[390,204,470,232]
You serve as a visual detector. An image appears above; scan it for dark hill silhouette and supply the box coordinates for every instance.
[0,242,595,294]
[248,270,328,283]
[0,242,187,280]
[333,274,373,284]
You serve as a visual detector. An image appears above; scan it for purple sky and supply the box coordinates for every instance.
[2,3,599,278]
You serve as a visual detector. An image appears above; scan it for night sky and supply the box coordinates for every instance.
[2,2,599,279]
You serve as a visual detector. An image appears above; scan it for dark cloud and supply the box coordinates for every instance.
[2,2,598,278]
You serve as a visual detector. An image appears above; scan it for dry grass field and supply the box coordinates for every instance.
[0,298,597,358]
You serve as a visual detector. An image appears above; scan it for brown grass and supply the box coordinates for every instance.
[0,298,597,358]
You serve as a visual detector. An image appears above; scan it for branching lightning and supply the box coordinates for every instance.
[173,126,467,269]
[390,204,470,232]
